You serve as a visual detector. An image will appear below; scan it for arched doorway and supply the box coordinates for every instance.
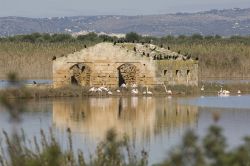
[117,63,137,86]
[69,63,91,86]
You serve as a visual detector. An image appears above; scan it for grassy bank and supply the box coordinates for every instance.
[1,83,250,99]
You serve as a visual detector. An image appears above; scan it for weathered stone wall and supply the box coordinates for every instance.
[155,60,199,86]
[53,42,198,88]
[53,43,157,88]
[54,61,156,88]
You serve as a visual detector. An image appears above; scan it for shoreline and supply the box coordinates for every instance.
[1,83,250,99]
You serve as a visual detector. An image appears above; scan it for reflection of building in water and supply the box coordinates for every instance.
[52,97,198,142]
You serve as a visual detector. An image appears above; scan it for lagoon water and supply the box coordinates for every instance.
[1,95,250,165]
[0,80,52,88]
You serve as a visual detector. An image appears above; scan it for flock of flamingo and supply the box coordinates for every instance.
[88,83,173,96]
[88,84,241,97]
[201,85,241,97]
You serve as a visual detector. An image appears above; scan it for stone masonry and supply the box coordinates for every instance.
[53,42,198,88]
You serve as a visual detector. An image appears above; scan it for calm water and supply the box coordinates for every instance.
[1,95,250,165]
[0,80,52,88]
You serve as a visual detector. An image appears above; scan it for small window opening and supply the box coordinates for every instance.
[176,70,179,76]
[187,70,190,75]
[81,66,85,72]
[71,76,78,85]
[164,70,167,75]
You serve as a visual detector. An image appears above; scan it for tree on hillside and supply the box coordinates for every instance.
[77,32,101,42]
[50,34,74,42]
[125,32,141,42]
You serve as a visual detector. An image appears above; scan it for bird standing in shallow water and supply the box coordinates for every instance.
[201,85,204,91]
[131,89,138,94]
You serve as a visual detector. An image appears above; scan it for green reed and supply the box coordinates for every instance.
[0,128,148,166]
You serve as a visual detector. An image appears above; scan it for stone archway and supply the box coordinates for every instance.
[69,63,91,86]
[117,63,137,86]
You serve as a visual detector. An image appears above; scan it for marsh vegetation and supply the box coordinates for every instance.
[0,33,250,80]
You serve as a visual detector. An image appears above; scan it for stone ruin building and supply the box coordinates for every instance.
[53,42,198,88]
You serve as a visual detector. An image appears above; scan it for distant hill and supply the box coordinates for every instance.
[1,8,250,37]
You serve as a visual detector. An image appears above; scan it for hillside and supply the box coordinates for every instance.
[1,8,250,37]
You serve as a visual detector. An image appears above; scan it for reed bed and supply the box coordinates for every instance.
[0,111,250,165]
[0,128,148,166]
[0,42,92,79]
[0,33,250,80]
[167,42,250,79]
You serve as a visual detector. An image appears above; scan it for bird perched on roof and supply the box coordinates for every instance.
[133,47,137,52]
[52,56,56,61]
[153,55,157,60]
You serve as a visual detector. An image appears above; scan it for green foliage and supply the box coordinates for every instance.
[77,33,100,42]
[160,124,250,166]
[50,33,75,42]
[0,128,148,166]
[1,32,250,44]
[125,32,141,42]
[191,34,203,41]
[1,123,246,166]
[160,131,205,166]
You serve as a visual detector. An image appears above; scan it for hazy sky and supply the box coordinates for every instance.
[1,0,250,17]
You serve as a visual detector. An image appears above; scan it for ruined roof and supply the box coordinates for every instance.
[119,43,191,60]
[54,42,194,64]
